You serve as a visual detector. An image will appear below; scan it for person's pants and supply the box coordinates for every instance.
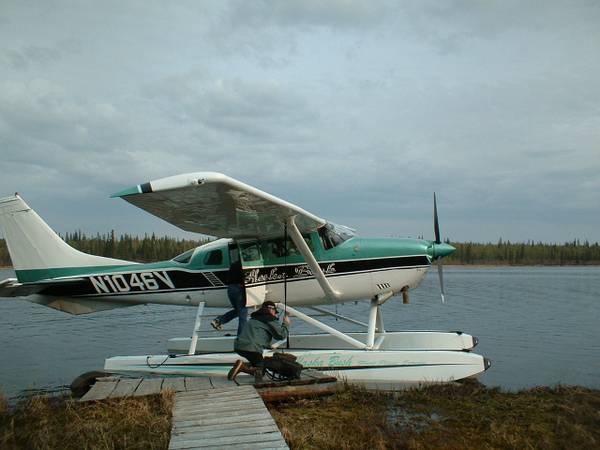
[216,284,247,336]
[236,350,263,368]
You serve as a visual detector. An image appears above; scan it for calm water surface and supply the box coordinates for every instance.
[1,266,599,398]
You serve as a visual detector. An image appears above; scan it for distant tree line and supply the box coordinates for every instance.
[0,231,208,267]
[443,238,600,265]
[0,233,599,267]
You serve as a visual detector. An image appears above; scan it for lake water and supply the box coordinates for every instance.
[1,266,599,399]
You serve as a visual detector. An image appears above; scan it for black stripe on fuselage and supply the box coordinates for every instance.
[243,255,429,287]
[36,255,429,297]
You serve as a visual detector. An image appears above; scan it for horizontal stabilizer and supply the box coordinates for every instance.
[0,276,92,298]
[0,278,44,297]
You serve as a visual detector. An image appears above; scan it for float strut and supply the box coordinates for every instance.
[277,303,367,350]
[188,301,205,355]
[366,299,379,349]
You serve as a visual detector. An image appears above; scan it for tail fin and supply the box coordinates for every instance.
[0,195,131,282]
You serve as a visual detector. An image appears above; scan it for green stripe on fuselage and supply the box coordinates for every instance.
[15,261,183,283]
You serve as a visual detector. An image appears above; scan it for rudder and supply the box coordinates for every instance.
[0,195,130,282]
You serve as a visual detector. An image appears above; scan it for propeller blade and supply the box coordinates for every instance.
[437,262,445,303]
[434,192,441,244]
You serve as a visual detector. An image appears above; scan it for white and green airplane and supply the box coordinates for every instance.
[0,172,454,313]
[0,172,489,384]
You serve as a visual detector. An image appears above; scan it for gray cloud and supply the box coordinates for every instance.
[143,75,318,143]
[224,0,394,30]
[0,0,599,243]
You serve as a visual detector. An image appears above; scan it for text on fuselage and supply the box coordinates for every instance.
[89,271,175,294]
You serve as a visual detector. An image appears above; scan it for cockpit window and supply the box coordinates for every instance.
[318,223,355,250]
[240,241,262,263]
[172,248,194,264]
[204,249,223,265]
[261,236,313,260]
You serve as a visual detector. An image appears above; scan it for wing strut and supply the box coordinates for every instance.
[286,216,341,302]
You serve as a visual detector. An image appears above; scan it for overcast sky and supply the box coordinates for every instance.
[1,1,599,244]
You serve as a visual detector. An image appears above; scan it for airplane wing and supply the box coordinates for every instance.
[111,172,326,239]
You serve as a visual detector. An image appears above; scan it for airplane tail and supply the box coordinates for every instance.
[0,195,130,283]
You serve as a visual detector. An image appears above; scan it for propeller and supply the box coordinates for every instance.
[434,193,441,244]
[434,192,447,303]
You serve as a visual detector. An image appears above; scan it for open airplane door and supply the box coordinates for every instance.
[237,241,266,307]
[245,284,266,307]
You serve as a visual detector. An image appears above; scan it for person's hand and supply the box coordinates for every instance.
[283,314,291,325]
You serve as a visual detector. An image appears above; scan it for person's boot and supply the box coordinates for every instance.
[227,360,244,380]
[254,367,264,383]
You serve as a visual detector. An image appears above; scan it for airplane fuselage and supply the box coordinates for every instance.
[22,231,445,313]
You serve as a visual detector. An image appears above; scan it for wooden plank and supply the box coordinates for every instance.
[174,418,278,432]
[175,390,256,402]
[162,377,186,392]
[174,411,273,429]
[133,378,163,397]
[108,378,142,398]
[214,443,288,450]
[173,402,266,418]
[176,385,255,397]
[184,377,212,391]
[208,376,233,388]
[175,398,261,412]
[198,384,254,394]
[80,381,117,401]
[175,391,259,404]
[169,431,286,449]
[258,381,340,402]
[172,424,278,440]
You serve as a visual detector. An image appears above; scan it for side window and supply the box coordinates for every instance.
[240,242,262,263]
[204,249,223,266]
[173,249,194,264]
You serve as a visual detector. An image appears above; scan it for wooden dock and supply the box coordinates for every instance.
[79,372,338,449]
[81,375,227,401]
[80,371,338,402]
[170,385,288,450]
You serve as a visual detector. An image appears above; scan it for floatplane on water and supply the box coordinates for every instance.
[0,172,490,385]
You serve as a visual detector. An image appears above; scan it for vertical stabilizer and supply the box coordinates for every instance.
[0,195,132,281]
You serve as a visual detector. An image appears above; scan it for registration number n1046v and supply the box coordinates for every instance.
[89,271,175,294]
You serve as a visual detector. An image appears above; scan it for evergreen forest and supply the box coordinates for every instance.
[0,232,599,267]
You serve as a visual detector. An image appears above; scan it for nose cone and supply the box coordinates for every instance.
[427,242,456,260]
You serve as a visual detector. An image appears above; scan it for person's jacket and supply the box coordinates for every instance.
[234,309,288,354]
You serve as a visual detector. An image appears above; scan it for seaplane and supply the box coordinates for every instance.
[0,172,490,385]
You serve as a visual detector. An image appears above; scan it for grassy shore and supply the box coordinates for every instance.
[270,380,600,449]
[1,382,599,449]
[0,391,173,450]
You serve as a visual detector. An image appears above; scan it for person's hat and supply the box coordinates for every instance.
[262,301,277,311]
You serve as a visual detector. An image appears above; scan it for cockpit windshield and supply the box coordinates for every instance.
[318,222,356,250]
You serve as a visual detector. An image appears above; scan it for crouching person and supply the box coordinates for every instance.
[228,301,290,382]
